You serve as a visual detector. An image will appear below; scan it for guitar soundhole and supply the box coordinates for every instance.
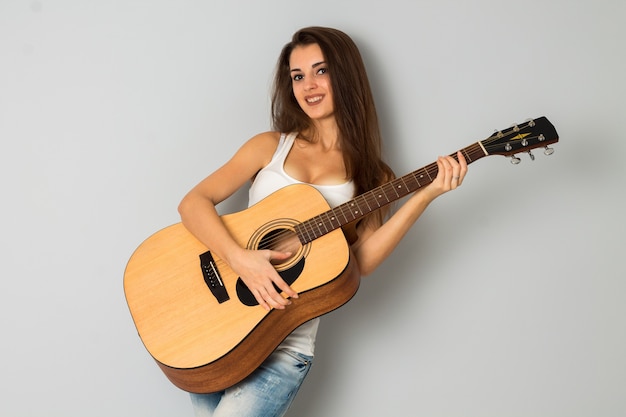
[258,228,301,270]
[237,223,310,307]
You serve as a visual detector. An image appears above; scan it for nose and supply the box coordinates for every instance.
[303,77,317,91]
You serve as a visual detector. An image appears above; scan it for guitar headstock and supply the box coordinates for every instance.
[481,116,559,164]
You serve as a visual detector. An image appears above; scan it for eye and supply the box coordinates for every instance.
[316,67,328,76]
[292,73,303,82]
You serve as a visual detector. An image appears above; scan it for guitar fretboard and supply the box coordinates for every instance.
[295,142,487,244]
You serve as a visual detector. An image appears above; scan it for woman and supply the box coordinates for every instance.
[178,26,467,417]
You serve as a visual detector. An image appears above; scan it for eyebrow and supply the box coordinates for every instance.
[290,61,327,73]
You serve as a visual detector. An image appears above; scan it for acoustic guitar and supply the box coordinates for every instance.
[124,116,559,393]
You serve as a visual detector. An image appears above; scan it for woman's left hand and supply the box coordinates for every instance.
[421,151,468,201]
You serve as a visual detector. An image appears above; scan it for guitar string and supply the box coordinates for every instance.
[249,125,543,251]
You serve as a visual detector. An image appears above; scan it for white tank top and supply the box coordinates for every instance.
[248,132,356,356]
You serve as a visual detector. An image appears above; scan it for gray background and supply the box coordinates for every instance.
[1,0,624,416]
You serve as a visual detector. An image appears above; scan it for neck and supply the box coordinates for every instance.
[307,118,340,150]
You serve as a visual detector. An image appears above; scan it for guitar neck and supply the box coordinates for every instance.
[295,142,487,244]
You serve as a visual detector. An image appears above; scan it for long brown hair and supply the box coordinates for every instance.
[271,26,394,198]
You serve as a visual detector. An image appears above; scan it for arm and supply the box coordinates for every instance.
[351,152,468,276]
[178,131,298,311]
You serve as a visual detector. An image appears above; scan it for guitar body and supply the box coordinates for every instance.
[124,184,360,393]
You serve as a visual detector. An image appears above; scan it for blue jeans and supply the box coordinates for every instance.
[190,349,313,417]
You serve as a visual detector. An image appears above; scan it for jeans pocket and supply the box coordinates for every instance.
[280,349,313,370]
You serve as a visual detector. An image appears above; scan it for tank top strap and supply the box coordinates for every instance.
[273,132,297,161]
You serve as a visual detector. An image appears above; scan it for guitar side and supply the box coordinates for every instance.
[123,184,361,393]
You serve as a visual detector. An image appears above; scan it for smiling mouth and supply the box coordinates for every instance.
[306,95,323,104]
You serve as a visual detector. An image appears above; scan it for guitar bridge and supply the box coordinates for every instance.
[199,251,229,303]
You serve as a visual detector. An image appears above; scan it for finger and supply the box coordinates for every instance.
[448,156,461,188]
[270,250,293,262]
[265,281,294,309]
[269,274,298,302]
[459,151,468,177]
[441,154,463,188]
[267,251,299,298]
[438,156,454,189]
[253,284,290,311]
[455,151,468,185]
[457,150,468,167]
[252,288,272,311]
[439,155,453,172]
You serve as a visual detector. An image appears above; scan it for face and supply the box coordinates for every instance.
[289,43,334,122]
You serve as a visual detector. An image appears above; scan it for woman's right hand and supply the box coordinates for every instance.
[228,248,299,311]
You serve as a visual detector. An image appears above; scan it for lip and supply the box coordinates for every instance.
[304,94,324,106]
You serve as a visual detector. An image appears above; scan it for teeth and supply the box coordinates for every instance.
[306,96,322,103]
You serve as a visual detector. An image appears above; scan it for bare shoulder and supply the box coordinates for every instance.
[244,131,281,153]
[191,132,281,202]
[237,131,281,167]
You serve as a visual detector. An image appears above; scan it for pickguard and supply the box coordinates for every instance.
[235,256,306,306]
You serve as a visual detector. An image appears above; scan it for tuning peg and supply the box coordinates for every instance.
[525,118,536,127]
[510,155,521,164]
[527,150,535,161]
[544,146,555,155]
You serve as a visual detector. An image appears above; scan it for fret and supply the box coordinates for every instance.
[321,211,336,230]
[360,193,373,213]
[404,173,420,191]
[314,215,328,237]
[306,218,318,241]
[411,172,423,189]
[303,220,315,241]
[370,189,384,208]
[310,217,321,239]
[353,197,366,217]
[398,176,410,194]
[346,201,359,221]
[322,214,331,233]
[423,166,434,182]
[461,147,473,163]
[472,144,483,159]
[338,203,351,224]
[378,186,391,204]
[296,222,312,244]
[326,209,341,229]
[295,224,305,243]
[306,221,317,242]
[383,182,400,199]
